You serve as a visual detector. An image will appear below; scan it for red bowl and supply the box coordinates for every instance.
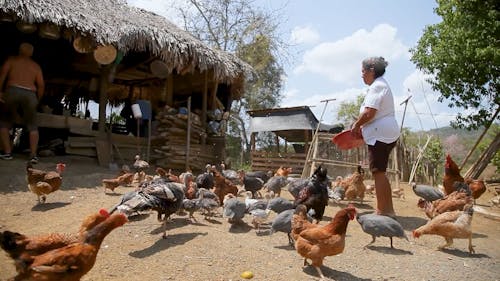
[331,130,365,150]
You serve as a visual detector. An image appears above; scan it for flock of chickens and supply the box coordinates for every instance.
[0,154,488,280]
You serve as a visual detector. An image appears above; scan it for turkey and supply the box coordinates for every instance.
[112,178,184,238]
[238,170,265,198]
[196,164,215,190]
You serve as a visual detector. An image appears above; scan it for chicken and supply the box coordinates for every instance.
[112,178,185,238]
[275,166,292,177]
[291,204,318,242]
[443,154,465,195]
[155,167,181,182]
[294,205,357,279]
[344,165,366,204]
[13,212,127,281]
[102,173,134,193]
[249,209,271,233]
[418,183,473,219]
[222,193,246,224]
[245,170,272,183]
[238,170,265,198]
[219,162,240,185]
[0,209,110,274]
[411,182,444,202]
[212,168,238,206]
[464,177,487,203]
[264,176,289,197]
[356,213,408,248]
[26,162,66,204]
[413,204,475,254]
[270,208,295,246]
[287,178,310,200]
[294,165,329,223]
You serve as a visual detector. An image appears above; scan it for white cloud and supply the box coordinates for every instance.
[294,24,408,86]
[290,25,320,45]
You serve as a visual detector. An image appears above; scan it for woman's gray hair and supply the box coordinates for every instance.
[362,56,388,78]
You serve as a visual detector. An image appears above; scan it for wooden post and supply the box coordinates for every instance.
[211,81,219,110]
[186,97,192,171]
[275,134,280,154]
[202,71,208,145]
[251,132,256,152]
[97,67,110,135]
[460,107,499,170]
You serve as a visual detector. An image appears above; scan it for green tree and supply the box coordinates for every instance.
[410,0,500,130]
[422,137,444,185]
[336,94,364,127]
[175,0,287,166]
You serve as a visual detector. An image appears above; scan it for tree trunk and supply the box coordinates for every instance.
[464,132,500,179]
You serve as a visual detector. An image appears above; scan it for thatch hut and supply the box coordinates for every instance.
[0,0,252,171]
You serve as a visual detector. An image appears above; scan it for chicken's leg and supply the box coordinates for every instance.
[468,235,475,254]
[438,237,453,250]
[313,265,325,280]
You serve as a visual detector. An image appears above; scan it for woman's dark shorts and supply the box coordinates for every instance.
[368,140,397,173]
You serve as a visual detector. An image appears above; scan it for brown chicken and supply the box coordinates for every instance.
[291,204,317,241]
[413,204,475,253]
[418,190,473,219]
[294,204,357,279]
[0,209,110,275]
[275,166,292,177]
[14,212,128,281]
[26,162,66,203]
[212,168,238,205]
[443,154,464,195]
[465,177,487,202]
[443,154,487,202]
[102,173,135,193]
[344,166,366,204]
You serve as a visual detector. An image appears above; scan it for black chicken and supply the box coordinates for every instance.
[112,178,185,238]
[238,170,265,198]
[293,165,329,223]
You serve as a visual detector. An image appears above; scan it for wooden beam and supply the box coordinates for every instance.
[210,81,219,110]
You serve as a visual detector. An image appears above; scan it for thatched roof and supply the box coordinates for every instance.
[0,0,252,84]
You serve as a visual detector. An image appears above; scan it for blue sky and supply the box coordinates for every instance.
[126,0,463,132]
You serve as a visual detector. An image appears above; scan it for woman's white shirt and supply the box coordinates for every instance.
[360,77,400,145]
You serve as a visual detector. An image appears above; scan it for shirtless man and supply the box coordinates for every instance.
[0,43,44,163]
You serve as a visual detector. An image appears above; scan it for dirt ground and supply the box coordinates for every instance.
[0,155,499,281]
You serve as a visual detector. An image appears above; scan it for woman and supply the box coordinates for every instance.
[351,56,400,217]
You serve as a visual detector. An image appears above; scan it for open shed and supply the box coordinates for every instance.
[247,106,343,174]
[0,0,252,172]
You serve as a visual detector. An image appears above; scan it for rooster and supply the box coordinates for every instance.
[413,204,475,254]
[13,212,127,281]
[294,204,357,279]
[112,178,185,238]
[443,154,465,195]
[0,209,110,274]
[294,165,329,223]
[26,162,66,203]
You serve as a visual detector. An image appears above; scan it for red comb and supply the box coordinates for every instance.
[99,209,110,218]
